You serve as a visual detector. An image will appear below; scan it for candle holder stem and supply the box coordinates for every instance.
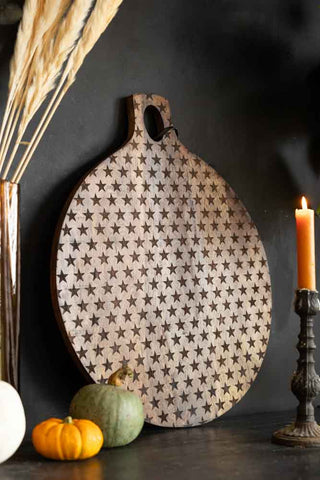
[272,289,320,447]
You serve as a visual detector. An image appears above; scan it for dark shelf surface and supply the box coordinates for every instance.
[2,410,320,480]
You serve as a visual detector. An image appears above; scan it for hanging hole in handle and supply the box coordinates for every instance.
[144,105,165,141]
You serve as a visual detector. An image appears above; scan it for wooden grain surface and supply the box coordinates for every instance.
[51,93,272,427]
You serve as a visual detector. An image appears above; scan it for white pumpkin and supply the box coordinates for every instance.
[0,381,25,463]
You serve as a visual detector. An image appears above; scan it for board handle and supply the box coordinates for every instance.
[128,93,175,143]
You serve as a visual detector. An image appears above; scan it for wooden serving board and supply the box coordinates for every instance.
[51,93,272,427]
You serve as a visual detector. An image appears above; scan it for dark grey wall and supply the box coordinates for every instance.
[1,0,320,435]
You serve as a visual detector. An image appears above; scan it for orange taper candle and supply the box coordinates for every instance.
[295,196,316,290]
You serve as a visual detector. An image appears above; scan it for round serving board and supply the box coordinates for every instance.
[51,93,272,427]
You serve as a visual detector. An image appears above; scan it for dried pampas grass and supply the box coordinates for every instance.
[13,0,124,183]
[66,0,124,87]
[0,0,124,182]
[16,0,92,139]
[0,0,42,170]
[1,0,75,177]
[8,0,43,93]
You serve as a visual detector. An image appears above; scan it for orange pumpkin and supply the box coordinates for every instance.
[32,416,103,460]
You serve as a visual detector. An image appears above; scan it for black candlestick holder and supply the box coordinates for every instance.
[272,289,320,447]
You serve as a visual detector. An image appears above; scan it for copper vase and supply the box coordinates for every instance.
[0,180,20,389]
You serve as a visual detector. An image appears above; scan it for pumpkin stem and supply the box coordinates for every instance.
[108,364,133,386]
[64,416,73,424]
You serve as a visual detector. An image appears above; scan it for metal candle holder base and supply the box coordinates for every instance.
[272,289,320,447]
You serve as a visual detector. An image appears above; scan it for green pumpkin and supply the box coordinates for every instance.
[69,366,144,448]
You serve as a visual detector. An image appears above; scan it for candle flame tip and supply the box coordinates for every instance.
[301,196,308,209]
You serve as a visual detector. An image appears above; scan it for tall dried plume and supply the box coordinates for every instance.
[4,0,124,182]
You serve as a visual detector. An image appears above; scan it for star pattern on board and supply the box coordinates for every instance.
[55,94,272,428]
